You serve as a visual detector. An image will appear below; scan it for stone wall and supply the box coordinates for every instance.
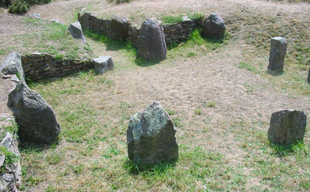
[21,53,94,81]
[163,18,202,46]
[78,12,204,47]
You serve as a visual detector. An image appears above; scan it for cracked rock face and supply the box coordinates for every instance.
[127,101,178,164]
[138,18,167,61]
[268,109,307,146]
[7,82,61,145]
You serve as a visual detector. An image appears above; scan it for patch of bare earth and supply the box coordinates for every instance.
[0,0,309,190]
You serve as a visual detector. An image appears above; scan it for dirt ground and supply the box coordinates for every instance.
[0,0,310,190]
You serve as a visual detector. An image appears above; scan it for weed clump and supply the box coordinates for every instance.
[1,0,52,14]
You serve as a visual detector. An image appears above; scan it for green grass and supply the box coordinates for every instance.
[12,18,92,60]
[5,1,310,191]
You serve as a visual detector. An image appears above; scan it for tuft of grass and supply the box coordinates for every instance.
[207,102,216,108]
[165,108,177,116]
[161,15,183,24]
[194,108,202,115]
[238,62,259,74]
[0,145,20,165]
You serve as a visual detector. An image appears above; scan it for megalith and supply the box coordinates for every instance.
[268,37,287,71]
[68,21,86,42]
[93,56,114,75]
[203,13,226,39]
[7,82,61,145]
[108,14,129,41]
[0,52,26,83]
[138,18,167,61]
[307,67,310,83]
[127,102,178,164]
[268,110,307,146]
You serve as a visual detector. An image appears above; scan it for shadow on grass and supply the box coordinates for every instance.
[26,69,95,88]
[267,68,284,77]
[124,159,177,175]
[84,30,129,51]
[19,138,60,153]
[270,140,306,158]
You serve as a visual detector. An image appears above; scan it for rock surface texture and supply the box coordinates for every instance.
[108,14,129,40]
[93,56,114,75]
[0,52,25,83]
[268,110,307,146]
[268,37,287,71]
[0,132,22,192]
[7,82,61,145]
[138,18,167,61]
[68,21,86,42]
[127,102,178,164]
[27,13,41,19]
[203,13,226,39]
[307,67,310,83]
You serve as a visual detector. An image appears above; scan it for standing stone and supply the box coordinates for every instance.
[79,12,91,30]
[127,102,178,164]
[68,21,86,43]
[138,18,167,61]
[93,56,114,75]
[268,37,287,71]
[268,110,307,146]
[203,13,226,39]
[307,67,310,83]
[108,14,129,41]
[0,52,25,83]
[7,82,61,145]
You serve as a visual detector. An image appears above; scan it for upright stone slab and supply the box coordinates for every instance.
[0,52,25,83]
[138,18,167,61]
[7,82,61,145]
[127,102,178,164]
[307,67,310,83]
[203,13,226,39]
[79,12,91,30]
[68,21,86,42]
[108,14,129,41]
[268,110,307,146]
[93,56,114,75]
[268,37,287,71]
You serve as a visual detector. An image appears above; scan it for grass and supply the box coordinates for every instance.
[2,0,310,191]
[11,18,92,60]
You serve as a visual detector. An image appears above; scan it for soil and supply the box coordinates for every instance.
[0,1,310,190]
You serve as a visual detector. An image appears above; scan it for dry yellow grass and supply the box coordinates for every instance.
[0,0,310,191]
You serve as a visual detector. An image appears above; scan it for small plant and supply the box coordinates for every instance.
[172,117,183,127]
[187,51,196,57]
[55,54,63,60]
[0,146,19,165]
[238,62,258,74]
[208,102,216,108]
[195,108,202,115]
[165,108,176,116]
[188,12,205,20]
[161,15,183,24]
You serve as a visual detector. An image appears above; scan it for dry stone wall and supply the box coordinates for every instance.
[163,19,201,45]
[78,12,203,47]
[21,53,94,81]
